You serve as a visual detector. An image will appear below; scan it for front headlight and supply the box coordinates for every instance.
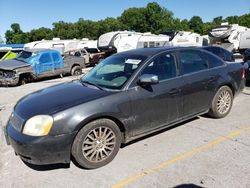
[22,115,53,136]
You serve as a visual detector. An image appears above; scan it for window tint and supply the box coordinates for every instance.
[85,48,99,53]
[74,51,81,57]
[207,53,224,68]
[52,52,60,62]
[179,50,208,74]
[142,53,176,81]
[40,53,51,64]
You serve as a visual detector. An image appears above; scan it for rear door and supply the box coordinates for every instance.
[178,49,215,118]
[129,51,184,136]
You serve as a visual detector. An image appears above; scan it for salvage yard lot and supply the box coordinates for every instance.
[0,73,250,188]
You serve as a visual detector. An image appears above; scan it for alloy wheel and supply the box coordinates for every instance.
[217,90,231,114]
[82,126,116,163]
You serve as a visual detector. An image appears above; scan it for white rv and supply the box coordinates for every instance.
[97,31,170,52]
[116,33,169,52]
[77,39,98,50]
[209,23,250,52]
[24,38,80,54]
[166,31,208,47]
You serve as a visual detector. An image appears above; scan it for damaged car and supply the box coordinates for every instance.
[5,47,245,169]
[0,49,85,86]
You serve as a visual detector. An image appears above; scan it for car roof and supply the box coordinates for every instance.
[202,46,226,50]
[113,46,196,58]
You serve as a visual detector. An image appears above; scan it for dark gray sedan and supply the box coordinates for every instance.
[5,47,245,169]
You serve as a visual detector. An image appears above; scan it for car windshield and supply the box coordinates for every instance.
[15,51,34,62]
[81,54,146,90]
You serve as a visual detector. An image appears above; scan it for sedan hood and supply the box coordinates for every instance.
[0,59,30,70]
[14,81,112,119]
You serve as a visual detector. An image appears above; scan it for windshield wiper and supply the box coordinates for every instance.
[80,80,104,90]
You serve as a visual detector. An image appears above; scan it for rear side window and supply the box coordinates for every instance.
[179,50,208,74]
[207,53,225,68]
[52,52,60,62]
[40,53,52,64]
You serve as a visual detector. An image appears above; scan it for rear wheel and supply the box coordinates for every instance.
[71,66,82,76]
[208,86,233,118]
[72,119,121,169]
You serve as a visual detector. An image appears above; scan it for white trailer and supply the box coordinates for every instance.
[166,31,208,47]
[209,23,250,53]
[97,31,169,52]
[24,38,80,54]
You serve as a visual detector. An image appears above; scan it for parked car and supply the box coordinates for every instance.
[202,46,235,62]
[65,48,105,67]
[243,48,250,62]
[0,49,85,86]
[5,47,245,169]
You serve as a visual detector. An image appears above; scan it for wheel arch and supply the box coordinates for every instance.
[215,81,235,98]
[74,115,127,144]
[71,63,81,70]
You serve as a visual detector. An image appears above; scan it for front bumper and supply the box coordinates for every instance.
[0,77,19,86]
[6,121,77,165]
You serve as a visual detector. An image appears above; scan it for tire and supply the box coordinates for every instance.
[72,119,121,169]
[208,86,233,118]
[71,66,82,76]
[18,77,27,86]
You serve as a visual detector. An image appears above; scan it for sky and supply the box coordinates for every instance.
[0,0,250,41]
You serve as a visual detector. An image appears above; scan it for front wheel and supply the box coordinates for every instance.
[72,119,121,169]
[208,86,233,118]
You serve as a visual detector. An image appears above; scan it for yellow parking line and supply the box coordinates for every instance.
[112,126,250,188]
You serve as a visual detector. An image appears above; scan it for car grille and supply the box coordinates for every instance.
[9,112,24,132]
[0,69,15,78]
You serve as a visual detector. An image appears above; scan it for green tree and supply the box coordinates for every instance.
[52,21,78,39]
[120,2,174,34]
[180,19,190,31]
[189,16,204,34]
[98,17,123,35]
[225,16,239,24]
[119,7,147,32]
[238,13,250,28]
[212,16,223,26]
[27,27,53,41]
[5,23,28,43]
[144,2,174,33]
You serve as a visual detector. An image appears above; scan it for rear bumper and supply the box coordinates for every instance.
[6,121,77,165]
[246,70,250,81]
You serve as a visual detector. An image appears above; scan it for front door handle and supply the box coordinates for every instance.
[168,88,179,96]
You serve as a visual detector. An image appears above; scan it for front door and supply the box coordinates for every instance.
[36,52,54,75]
[129,52,183,136]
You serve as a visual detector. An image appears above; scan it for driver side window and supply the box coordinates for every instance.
[141,52,177,81]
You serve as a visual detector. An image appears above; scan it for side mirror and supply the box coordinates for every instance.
[137,74,159,86]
